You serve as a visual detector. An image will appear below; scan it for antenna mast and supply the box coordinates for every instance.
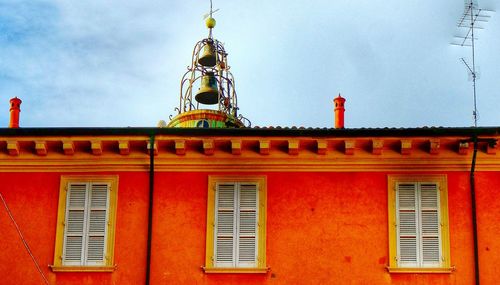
[452,0,493,127]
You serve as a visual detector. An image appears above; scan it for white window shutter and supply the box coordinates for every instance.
[215,183,236,267]
[63,183,87,265]
[397,181,442,268]
[214,182,259,268]
[396,183,418,266]
[86,183,109,265]
[63,182,110,266]
[237,183,258,267]
[420,183,440,266]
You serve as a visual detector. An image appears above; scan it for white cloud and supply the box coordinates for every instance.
[0,0,499,127]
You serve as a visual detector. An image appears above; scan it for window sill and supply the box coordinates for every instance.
[49,265,117,272]
[386,266,455,274]
[202,267,270,274]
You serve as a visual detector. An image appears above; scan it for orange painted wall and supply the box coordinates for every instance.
[475,172,500,285]
[149,171,498,285]
[0,172,150,285]
[1,171,499,284]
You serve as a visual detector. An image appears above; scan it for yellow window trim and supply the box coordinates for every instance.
[51,175,118,271]
[387,174,451,271]
[49,265,116,272]
[386,266,455,274]
[204,175,267,272]
[202,267,270,274]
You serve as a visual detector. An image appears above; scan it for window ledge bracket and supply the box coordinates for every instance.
[202,266,270,274]
[386,266,455,274]
[49,265,117,272]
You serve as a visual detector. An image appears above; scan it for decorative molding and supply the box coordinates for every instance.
[401,139,412,155]
[147,140,158,156]
[203,139,214,155]
[288,140,299,155]
[344,140,355,155]
[175,140,186,155]
[118,140,130,155]
[372,139,383,155]
[91,140,102,155]
[231,139,242,155]
[429,139,440,155]
[458,142,469,155]
[35,141,47,156]
[6,141,19,156]
[1,161,500,172]
[62,140,75,155]
[316,140,327,155]
[259,140,270,155]
[0,136,498,171]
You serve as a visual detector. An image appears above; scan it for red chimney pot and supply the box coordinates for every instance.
[9,97,22,128]
[333,94,346,129]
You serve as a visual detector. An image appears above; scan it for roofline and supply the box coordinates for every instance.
[0,127,499,137]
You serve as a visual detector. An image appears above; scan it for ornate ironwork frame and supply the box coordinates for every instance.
[173,35,250,127]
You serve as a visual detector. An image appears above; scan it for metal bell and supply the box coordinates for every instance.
[198,44,216,67]
[195,72,219,105]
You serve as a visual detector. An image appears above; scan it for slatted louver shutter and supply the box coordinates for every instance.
[86,183,109,265]
[63,183,87,265]
[215,183,236,267]
[237,183,258,267]
[420,183,440,266]
[397,183,418,267]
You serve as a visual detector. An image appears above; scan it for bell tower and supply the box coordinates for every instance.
[164,2,250,128]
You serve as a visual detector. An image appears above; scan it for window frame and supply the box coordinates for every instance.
[204,175,267,273]
[51,175,118,272]
[387,174,452,273]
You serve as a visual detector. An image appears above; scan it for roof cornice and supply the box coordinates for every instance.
[0,126,499,137]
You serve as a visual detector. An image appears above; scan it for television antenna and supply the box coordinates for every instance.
[451,0,494,127]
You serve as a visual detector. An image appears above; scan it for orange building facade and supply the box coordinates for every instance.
[0,127,499,285]
[3,4,499,284]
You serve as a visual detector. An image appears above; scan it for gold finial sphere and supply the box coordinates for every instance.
[206,17,216,29]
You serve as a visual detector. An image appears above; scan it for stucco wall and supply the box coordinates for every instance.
[1,171,498,284]
[0,172,150,285]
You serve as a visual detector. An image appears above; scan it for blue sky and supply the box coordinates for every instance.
[0,0,498,128]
